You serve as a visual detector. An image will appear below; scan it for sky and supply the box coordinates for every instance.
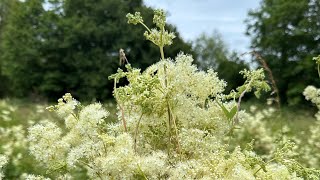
[143,0,261,53]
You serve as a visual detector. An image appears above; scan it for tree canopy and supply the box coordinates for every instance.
[0,0,193,100]
[193,32,248,93]
[246,0,320,105]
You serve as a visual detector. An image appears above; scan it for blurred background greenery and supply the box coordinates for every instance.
[0,0,319,105]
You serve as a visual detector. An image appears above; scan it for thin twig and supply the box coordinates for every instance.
[241,51,281,110]
[236,86,249,124]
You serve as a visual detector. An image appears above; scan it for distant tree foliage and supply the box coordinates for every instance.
[246,0,320,105]
[193,32,248,93]
[0,0,193,101]
[0,0,11,97]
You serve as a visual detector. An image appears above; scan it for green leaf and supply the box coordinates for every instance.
[217,102,237,120]
[228,105,238,120]
[217,102,229,116]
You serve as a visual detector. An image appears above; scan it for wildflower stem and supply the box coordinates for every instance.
[134,113,144,153]
[248,51,281,110]
[79,161,103,180]
[169,104,181,155]
[160,47,165,61]
[160,25,165,60]
[137,164,149,180]
[140,21,151,33]
[236,80,253,124]
[113,78,127,132]
[253,158,275,176]
[119,105,127,132]
[166,102,172,153]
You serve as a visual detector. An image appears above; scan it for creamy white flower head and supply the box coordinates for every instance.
[28,121,69,167]
[79,103,109,125]
[56,99,78,118]
[0,154,8,168]
[20,173,51,180]
[228,163,255,180]
[250,105,257,113]
[258,164,303,180]
[139,151,168,179]
[71,103,109,137]
[303,86,318,101]
[64,114,77,129]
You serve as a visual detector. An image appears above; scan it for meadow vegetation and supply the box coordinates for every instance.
[1,9,320,179]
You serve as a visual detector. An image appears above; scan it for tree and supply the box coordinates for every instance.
[246,0,320,105]
[0,0,17,97]
[0,0,47,98]
[193,32,248,93]
[0,0,193,101]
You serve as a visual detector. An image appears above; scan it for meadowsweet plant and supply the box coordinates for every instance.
[313,55,320,77]
[0,154,8,180]
[231,106,276,154]
[302,84,320,168]
[26,9,320,179]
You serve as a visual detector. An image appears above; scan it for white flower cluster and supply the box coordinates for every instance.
[24,9,320,180]
[26,53,320,179]
[0,125,28,159]
[0,154,8,180]
[0,124,30,179]
[300,85,320,168]
[127,9,176,49]
[303,86,320,108]
[20,174,51,180]
[0,100,16,122]
[233,106,276,153]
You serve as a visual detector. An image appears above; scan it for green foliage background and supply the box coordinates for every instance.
[0,0,320,108]
[246,0,320,105]
[0,0,193,101]
[193,32,248,93]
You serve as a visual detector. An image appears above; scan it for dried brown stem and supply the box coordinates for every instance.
[241,51,281,110]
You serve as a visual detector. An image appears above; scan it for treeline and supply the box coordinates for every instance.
[0,0,195,101]
[246,0,320,105]
[0,0,246,101]
[0,0,319,106]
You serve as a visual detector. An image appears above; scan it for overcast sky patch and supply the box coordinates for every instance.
[143,0,261,53]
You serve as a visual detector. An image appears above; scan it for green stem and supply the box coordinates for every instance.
[119,104,127,132]
[140,21,151,33]
[318,64,320,78]
[137,164,149,180]
[165,101,172,155]
[236,80,253,124]
[160,26,165,60]
[160,47,165,60]
[253,158,275,176]
[169,104,181,156]
[134,113,144,153]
